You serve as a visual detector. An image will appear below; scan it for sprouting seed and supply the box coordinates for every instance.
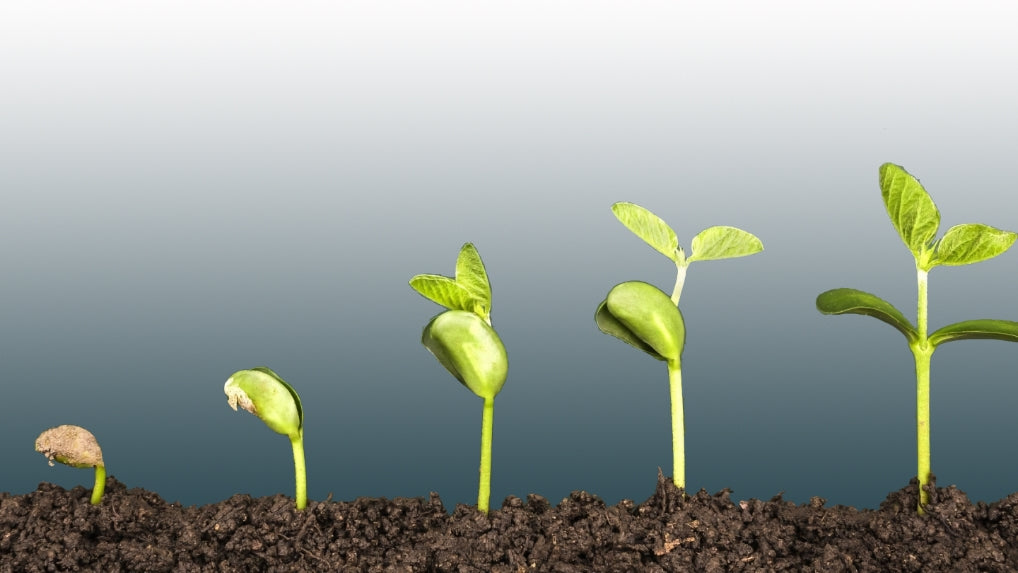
[411,243,508,514]
[35,424,106,505]
[224,367,307,510]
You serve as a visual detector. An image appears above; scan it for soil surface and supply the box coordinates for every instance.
[3,471,1018,572]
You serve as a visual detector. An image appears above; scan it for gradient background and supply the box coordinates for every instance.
[3,2,1018,511]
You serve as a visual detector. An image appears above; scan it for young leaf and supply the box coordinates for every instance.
[595,300,668,361]
[409,274,478,313]
[611,202,680,261]
[879,163,940,258]
[929,319,1018,347]
[688,226,764,263]
[454,243,492,317]
[816,288,918,344]
[932,224,1017,267]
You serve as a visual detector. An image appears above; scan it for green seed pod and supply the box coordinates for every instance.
[596,280,685,362]
[422,309,508,400]
[225,367,303,439]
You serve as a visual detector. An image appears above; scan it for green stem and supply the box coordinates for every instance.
[290,433,307,510]
[91,465,106,505]
[912,267,932,514]
[667,359,685,491]
[478,396,495,513]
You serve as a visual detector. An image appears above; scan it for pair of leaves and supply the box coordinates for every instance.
[880,163,1016,270]
[596,281,685,363]
[410,243,492,323]
[816,288,1018,348]
[610,202,763,265]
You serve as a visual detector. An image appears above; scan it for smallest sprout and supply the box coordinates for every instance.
[35,425,106,505]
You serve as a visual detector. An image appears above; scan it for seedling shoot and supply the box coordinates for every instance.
[597,202,763,490]
[411,243,508,514]
[817,163,1018,514]
[224,367,308,510]
[35,424,106,505]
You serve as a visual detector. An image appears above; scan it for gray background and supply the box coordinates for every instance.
[3,2,1018,510]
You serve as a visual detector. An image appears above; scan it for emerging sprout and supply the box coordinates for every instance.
[35,425,106,505]
[817,163,1018,514]
[224,367,307,510]
[598,202,763,491]
[411,243,508,513]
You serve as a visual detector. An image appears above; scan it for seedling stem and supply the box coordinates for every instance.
[911,267,932,509]
[667,359,685,487]
[290,434,308,510]
[671,258,688,305]
[478,396,494,512]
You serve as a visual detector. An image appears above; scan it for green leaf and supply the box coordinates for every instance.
[879,163,940,259]
[816,288,918,344]
[454,243,492,319]
[688,226,764,263]
[598,281,685,362]
[931,224,1017,267]
[929,319,1018,347]
[611,202,680,261]
[422,310,508,400]
[595,300,668,361]
[409,274,477,313]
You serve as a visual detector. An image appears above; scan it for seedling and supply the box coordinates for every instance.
[411,243,508,514]
[817,163,1018,514]
[596,202,763,490]
[35,424,106,504]
[224,367,307,510]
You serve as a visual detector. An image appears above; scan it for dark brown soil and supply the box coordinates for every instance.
[3,471,1018,572]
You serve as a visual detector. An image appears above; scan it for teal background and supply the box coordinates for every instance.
[3,2,1018,510]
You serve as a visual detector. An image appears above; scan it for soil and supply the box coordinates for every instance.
[3,471,1018,572]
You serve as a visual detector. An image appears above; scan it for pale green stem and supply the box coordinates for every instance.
[912,267,932,514]
[90,465,106,505]
[667,359,685,491]
[916,267,929,340]
[290,433,307,510]
[671,261,688,305]
[478,396,495,513]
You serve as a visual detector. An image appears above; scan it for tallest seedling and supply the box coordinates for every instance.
[817,163,1018,514]
[596,203,763,490]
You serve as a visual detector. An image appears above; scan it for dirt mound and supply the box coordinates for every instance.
[3,472,1017,572]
